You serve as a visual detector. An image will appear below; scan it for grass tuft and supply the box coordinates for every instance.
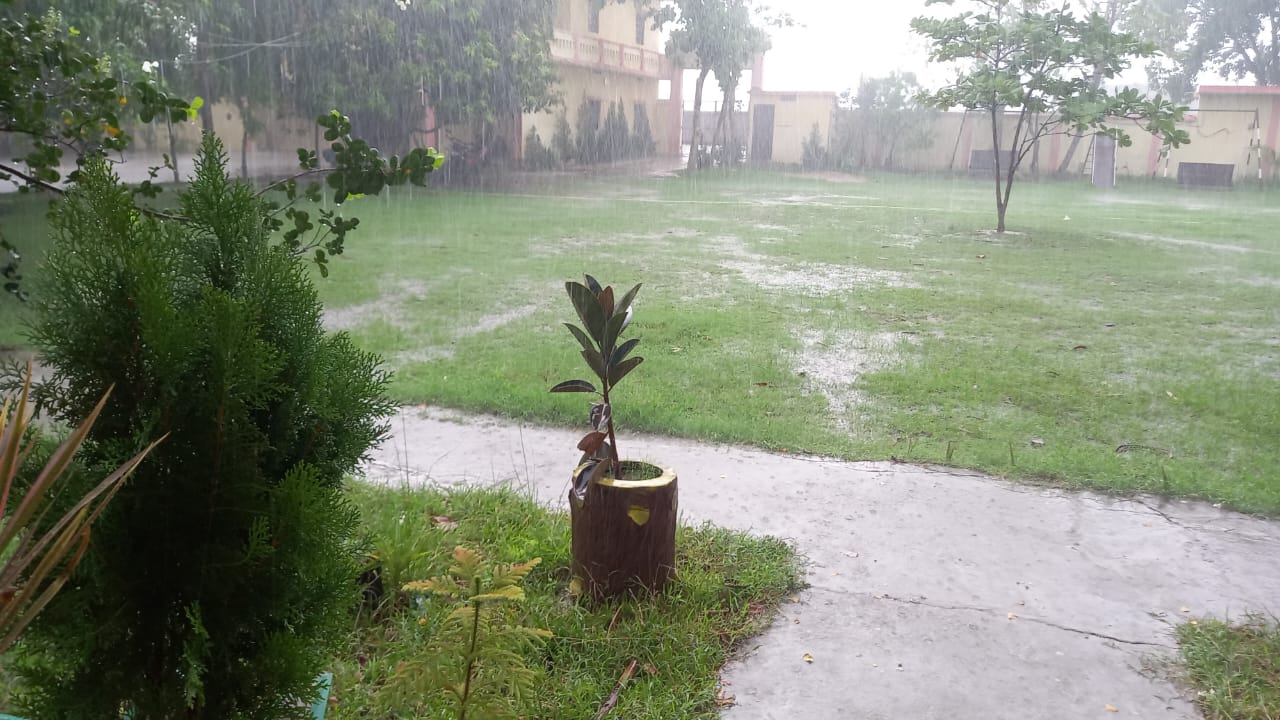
[331,482,804,719]
[1178,617,1280,720]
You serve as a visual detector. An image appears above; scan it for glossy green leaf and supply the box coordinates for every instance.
[566,281,606,343]
[608,356,644,386]
[550,380,597,394]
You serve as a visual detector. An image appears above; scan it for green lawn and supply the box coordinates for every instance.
[5,171,1279,512]
[1179,617,1280,720]
[319,171,1279,513]
[333,484,802,719]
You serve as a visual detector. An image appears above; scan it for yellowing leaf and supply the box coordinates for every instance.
[802,653,814,663]
[642,662,658,676]
[1105,704,1118,712]
[1007,612,1018,620]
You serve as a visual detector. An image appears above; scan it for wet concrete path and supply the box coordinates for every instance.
[364,407,1280,720]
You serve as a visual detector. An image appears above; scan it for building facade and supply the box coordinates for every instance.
[520,0,683,162]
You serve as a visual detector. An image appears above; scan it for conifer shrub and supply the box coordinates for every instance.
[523,126,557,171]
[551,112,574,166]
[597,99,630,163]
[631,103,656,159]
[11,135,392,720]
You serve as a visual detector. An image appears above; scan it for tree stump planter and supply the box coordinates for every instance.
[568,461,677,600]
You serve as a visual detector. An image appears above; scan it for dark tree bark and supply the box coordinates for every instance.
[686,67,711,172]
[569,463,677,600]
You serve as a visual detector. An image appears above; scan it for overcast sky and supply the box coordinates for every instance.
[678,0,1240,108]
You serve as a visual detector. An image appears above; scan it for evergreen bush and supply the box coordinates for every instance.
[551,112,574,166]
[597,99,630,163]
[523,126,557,171]
[631,103,656,159]
[12,135,392,720]
[574,97,601,165]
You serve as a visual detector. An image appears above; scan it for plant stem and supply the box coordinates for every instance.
[459,579,482,720]
[601,387,621,478]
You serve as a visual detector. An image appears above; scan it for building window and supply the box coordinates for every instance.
[588,4,601,33]
[635,13,646,44]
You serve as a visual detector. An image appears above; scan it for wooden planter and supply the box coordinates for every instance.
[568,461,677,600]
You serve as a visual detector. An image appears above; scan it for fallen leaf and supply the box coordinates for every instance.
[642,662,658,676]
[431,515,459,530]
[1105,704,1118,713]
[715,691,736,707]
[1030,438,1045,448]
[670,346,683,353]
[1073,345,1088,351]
[1180,607,1191,613]
[976,254,987,259]
[802,653,814,664]
[1190,619,1199,625]
[842,550,860,558]
[788,595,801,603]
[753,381,770,387]
[1007,612,1018,620]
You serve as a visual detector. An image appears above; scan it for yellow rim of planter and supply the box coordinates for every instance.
[594,464,676,490]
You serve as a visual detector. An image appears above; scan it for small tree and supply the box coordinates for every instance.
[523,126,557,171]
[598,99,631,163]
[834,72,937,171]
[912,0,1189,232]
[12,136,392,719]
[801,123,828,171]
[574,96,601,165]
[631,103,656,158]
[551,111,574,165]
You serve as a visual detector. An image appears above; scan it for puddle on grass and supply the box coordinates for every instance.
[791,329,910,432]
[712,236,915,296]
[395,303,541,365]
[1112,231,1266,255]
[324,279,433,331]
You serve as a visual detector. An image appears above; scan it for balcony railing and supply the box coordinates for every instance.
[551,29,666,78]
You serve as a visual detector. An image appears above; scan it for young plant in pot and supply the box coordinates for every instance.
[551,275,677,600]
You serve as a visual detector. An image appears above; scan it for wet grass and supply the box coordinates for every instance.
[332,483,803,719]
[1179,617,1280,720]
[5,171,1280,512]
[324,171,1278,513]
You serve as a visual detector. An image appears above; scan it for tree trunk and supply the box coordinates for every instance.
[991,106,1004,232]
[569,462,677,600]
[687,67,711,172]
[195,23,215,134]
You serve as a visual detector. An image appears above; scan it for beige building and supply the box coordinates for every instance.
[747,89,838,166]
[519,0,683,161]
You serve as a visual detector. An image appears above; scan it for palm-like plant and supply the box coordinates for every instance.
[0,364,162,653]
[550,275,643,486]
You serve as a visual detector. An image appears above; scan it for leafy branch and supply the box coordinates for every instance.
[550,275,643,485]
[397,547,551,720]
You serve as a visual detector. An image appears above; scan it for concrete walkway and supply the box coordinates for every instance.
[365,407,1280,720]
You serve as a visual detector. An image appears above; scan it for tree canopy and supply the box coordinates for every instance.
[1132,0,1280,89]
[913,0,1189,232]
[655,0,783,170]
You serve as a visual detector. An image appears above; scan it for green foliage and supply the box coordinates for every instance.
[912,0,1190,231]
[259,111,445,277]
[332,484,804,719]
[0,4,193,299]
[574,97,602,165]
[598,100,632,164]
[631,104,656,158]
[7,136,392,719]
[1179,616,1280,720]
[523,127,558,172]
[1132,0,1279,88]
[551,112,574,165]
[655,0,787,171]
[550,275,643,482]
[387,547,551,720]
[833,72,936,171]
[801,123,828,171]
[0,367,161,655]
